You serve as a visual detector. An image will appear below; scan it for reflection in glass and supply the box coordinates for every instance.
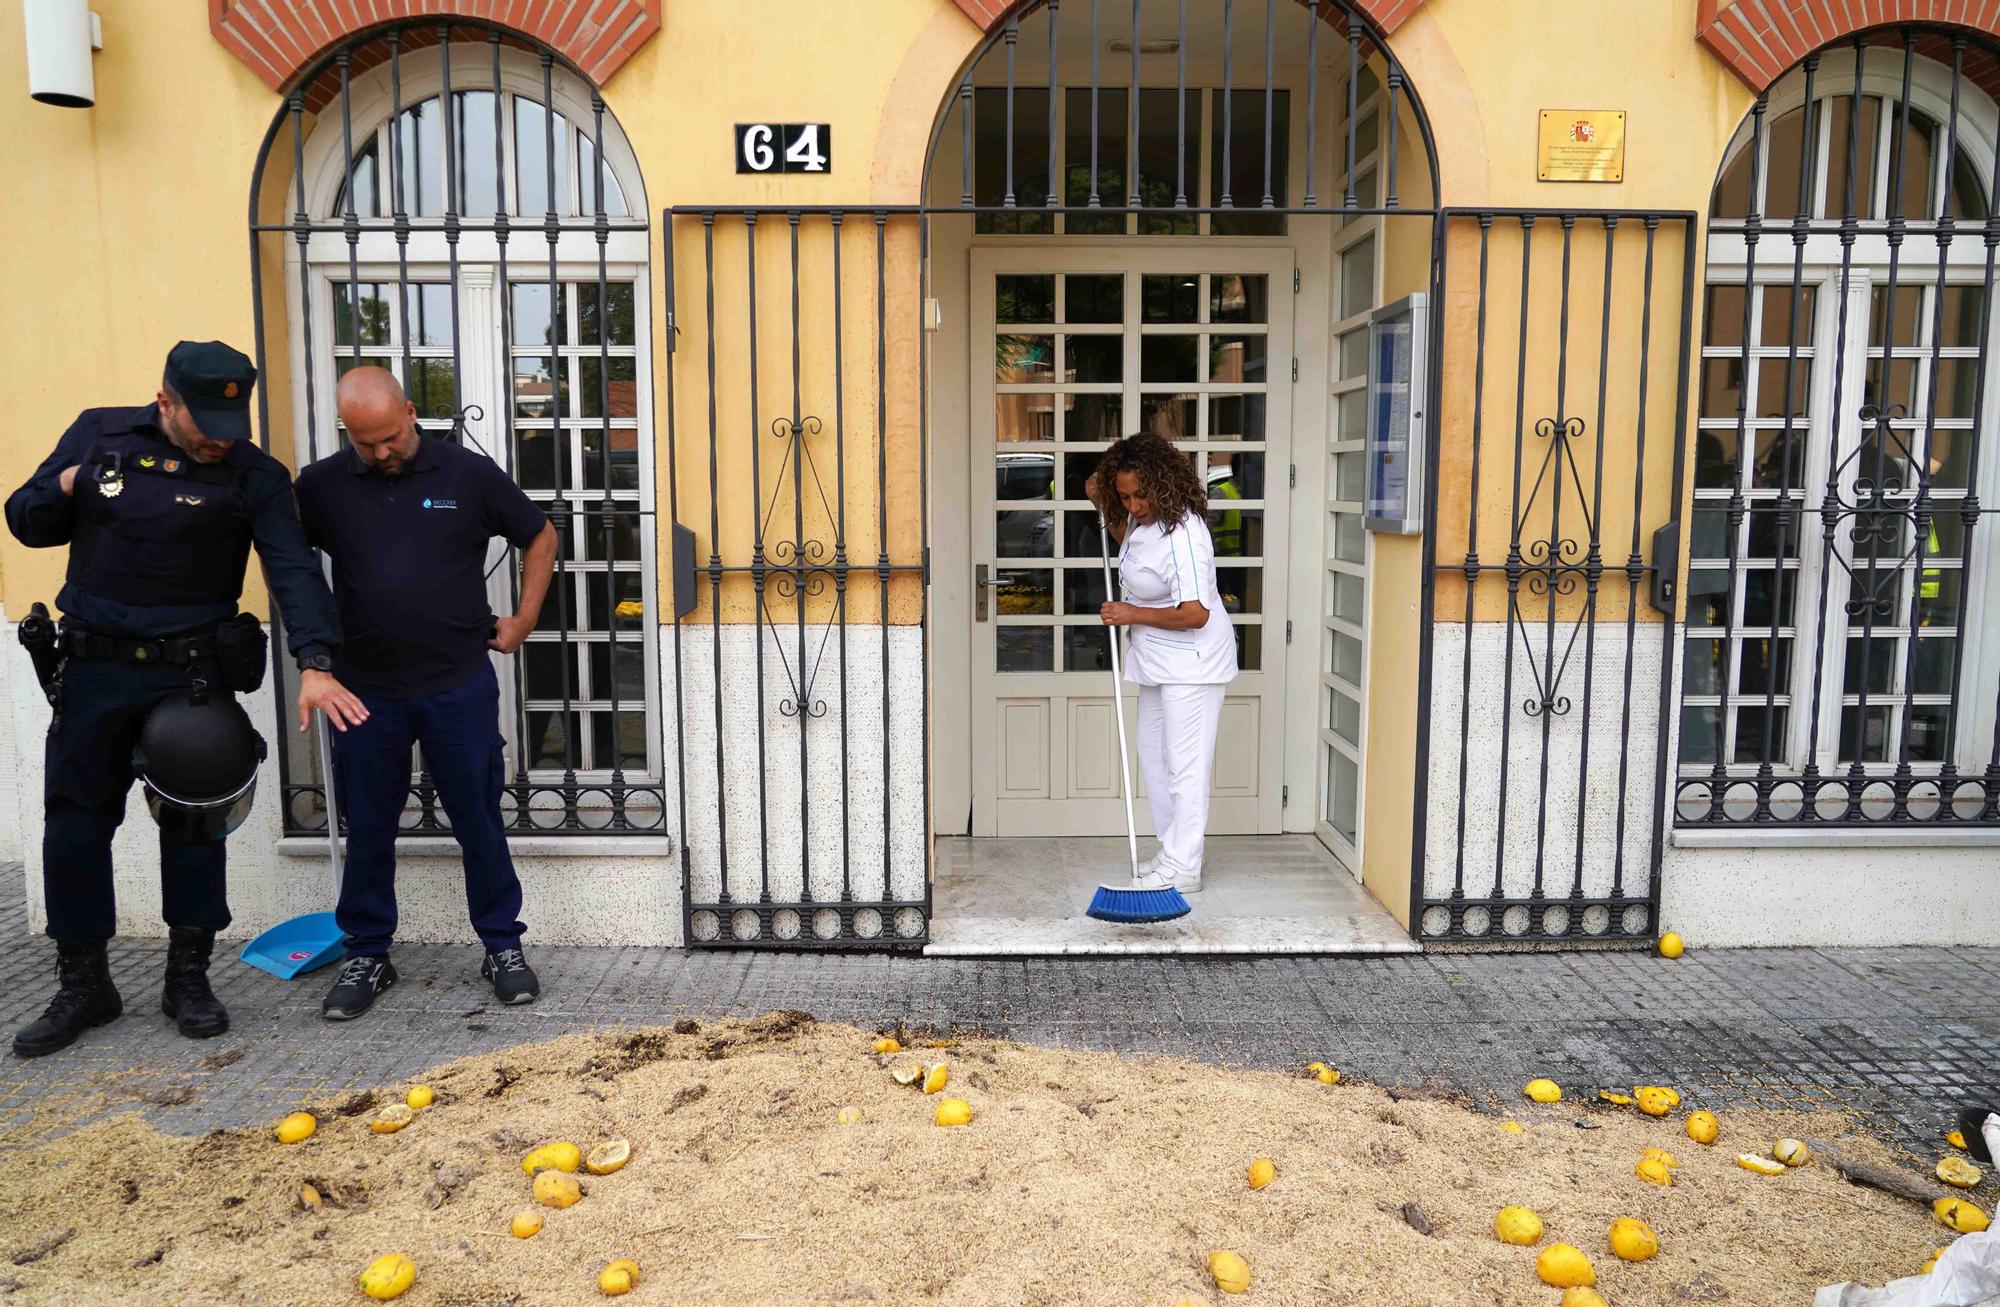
[996,510,1055,557]
[1141,335,1197,382]
[1065,335,1122,383]
[1066,626,1114,672]
[997,275,1056,324]
[993,568,1054,616]
[1142,275,1200,323]
[1063,394,1122,442]
[1065,274,1122,324]
[1210,394,1265,441]
[997,627,1053,671]
[997,334,1054,381]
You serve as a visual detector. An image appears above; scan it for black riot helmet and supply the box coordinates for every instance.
[132,692,267,841]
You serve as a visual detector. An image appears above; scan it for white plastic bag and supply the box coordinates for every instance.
[1816,1232,2000,1307]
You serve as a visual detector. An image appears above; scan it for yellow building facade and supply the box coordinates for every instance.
[2,0,1996,951]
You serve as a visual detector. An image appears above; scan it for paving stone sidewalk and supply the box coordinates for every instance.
[0,863,1991,1162]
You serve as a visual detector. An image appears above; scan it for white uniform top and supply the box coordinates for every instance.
[1117,510,1238,686]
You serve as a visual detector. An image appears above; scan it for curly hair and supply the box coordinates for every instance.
[1090,431,1206,533]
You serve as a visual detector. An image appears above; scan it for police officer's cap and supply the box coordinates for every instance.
[164,341,257,444]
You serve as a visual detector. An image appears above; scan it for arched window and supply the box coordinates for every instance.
[1681,34,2000,826]
[260,26,661,833]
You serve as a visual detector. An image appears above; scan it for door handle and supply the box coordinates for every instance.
[975,563,990,621]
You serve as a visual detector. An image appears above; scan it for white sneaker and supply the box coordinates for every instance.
[1129,865,1202,895]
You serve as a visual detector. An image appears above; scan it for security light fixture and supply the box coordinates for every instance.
[22,0,102,108]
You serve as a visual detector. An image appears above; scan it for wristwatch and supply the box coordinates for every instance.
[297,652,335,672]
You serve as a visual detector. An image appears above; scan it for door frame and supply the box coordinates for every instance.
[966,243,1296,837]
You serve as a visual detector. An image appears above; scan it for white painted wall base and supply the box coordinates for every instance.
[1659,836,2000,946]
[0,613,933,946]
[666,623,929,913]
[1422,620,1666,906]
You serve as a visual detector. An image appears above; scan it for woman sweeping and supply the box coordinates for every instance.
[1089,432,1236,895]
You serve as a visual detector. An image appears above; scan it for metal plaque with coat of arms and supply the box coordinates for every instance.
[1537,109,1625,183]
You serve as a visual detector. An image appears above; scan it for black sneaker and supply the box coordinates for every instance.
[321,954,397,1021]
[480,947,540,1005]
[1959,1104,2000,1163]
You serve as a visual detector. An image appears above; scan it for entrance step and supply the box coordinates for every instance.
[927,835,1418,957]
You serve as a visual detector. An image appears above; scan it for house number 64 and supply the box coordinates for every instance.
[736,123,832,174]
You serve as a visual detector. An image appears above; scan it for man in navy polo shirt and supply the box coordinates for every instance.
[296,367,558,1019]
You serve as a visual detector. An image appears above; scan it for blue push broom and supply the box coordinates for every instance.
[1085,516,1190,925]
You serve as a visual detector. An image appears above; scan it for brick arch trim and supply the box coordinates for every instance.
[208,0,662,93]
[1698,0,2000,90]
[950,0,1424,37]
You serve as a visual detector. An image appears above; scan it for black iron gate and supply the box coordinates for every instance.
[664,207,933,948]
[1410,208,1698,944]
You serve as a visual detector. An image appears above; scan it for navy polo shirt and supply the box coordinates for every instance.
[296,435,549,699]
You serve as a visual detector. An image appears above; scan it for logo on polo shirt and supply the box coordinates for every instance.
[422,498,458,510]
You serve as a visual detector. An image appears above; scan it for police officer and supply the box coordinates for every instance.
[4,341,366,1058]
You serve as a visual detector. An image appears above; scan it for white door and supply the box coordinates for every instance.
[970,248,1293,836]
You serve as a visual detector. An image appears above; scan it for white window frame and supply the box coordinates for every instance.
[283,47,660,789]
[1693,49,2000,782]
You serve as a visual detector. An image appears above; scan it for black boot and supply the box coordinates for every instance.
[160,927,229,1039]
[13,939,122,1058]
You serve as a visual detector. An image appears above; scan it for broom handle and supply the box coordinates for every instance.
[1102,518,1139,881]
[316,712,343,900]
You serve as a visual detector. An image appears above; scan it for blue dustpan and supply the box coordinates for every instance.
[241,716,347,980]
[241,912,346,979]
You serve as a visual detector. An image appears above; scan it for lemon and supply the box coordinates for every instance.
[1635,1156,1674,1186]
[1562,1290,1611,1307]
[1317,1067,1341,1085]
[836,1105,865,1125]
[1536,1243,1596,1289]
[934,1098,973,1127]
[510,1210,543,1238]
[522,1142,582,1176]
[1922,1246,1950,1274]
[533,1170,583,1209]
[1773,1138,1812,1167]
[275,1111,317,1145]
[1247,1157,1276,1190]
[1305,1061,1328,1074]
[1939,1156,1983,1188]
[598,1259,640,1296]
[1936,1197,1991,1234]
[1493,1205,1543,1246]
[1501,1121,1525,1135]
[923,1063,949,1095]
[1524,1078,1563,1103]
[359,1253,415,1301]
[585,1139,631,1176]
[405,1085,434,1110]
[1635,1087,1674,1117]
[1685,1110,1720,1145]
[1598,1091,1633,1106]
[1658,931,1684,958]
[1642,1146,1680,1169]
[891,1063,924,1087]
[1634,1084,1682,1108]
[1948,1130,1968,1151]
[873,1036,901,1054]
[371,1103,415,1134]
[1736,1153,1788,1176]
[1609,1216,1660,1262]
[1208,1250,1251,1295]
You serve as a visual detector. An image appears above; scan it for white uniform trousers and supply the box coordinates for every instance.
[1134,681,1227,878]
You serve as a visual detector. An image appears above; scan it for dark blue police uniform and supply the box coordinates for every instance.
[295,433,547,958]
[6,400,338,943]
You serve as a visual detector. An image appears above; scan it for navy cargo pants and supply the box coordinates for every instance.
[329,660,525,956]
[42,656,232,941]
